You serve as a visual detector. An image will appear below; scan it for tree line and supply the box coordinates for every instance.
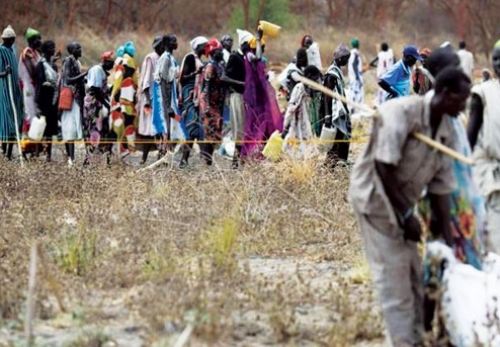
[3,0,498,57]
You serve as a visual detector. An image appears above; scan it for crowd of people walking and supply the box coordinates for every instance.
[0,26,285,168]
[0,24,494,173]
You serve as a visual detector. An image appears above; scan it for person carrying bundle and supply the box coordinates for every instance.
[349,67,472,346]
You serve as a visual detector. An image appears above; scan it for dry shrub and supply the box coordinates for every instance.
[276,157,317,186]
[0,125,383,345]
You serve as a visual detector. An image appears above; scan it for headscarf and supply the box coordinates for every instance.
[152,36,163,49]
[190,36,208,52]
[236,29,254,46]
[205,38,222,56]
[116,45,125,58]
[101,50,114,62]
[333,43,350,60]
[351,38,360,49]
[124,41,136,57]
[25,27,40,41]
[301,35,313,47]
[1,25,16,39]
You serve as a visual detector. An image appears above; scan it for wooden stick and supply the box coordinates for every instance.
[137,151,171,172]
[296,75,475,166]
[295,74,376,116]
[6,69,24,167]
[37,244,67,313]
[412,132,474,165]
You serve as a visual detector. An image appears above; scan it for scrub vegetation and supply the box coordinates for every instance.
[0,130,385,345]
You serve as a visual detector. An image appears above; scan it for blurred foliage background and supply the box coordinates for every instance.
[2,0,498,66]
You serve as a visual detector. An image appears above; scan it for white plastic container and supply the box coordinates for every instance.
[318,125,336,153]
[28,116,46,141]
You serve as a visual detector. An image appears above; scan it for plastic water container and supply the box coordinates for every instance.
[262,130,283,161]
[318,125,337,153]
[259,20,281,38]
[28,116,46,141]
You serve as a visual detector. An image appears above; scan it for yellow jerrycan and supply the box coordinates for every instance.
[258,20,281,38]
[262,130,284,161]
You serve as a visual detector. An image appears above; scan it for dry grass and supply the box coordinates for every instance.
[0,144,384,345]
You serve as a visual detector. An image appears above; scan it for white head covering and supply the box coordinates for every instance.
[190,36,208,51]
[440,41,452,48]
[1,25,16,39]
[236,29,254,46]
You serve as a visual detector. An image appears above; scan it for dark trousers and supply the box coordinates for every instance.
[326,130,350,168]
[140,135,163,163]
[65,142,75,161]
[200,143,215,165]
[1,142,14,160]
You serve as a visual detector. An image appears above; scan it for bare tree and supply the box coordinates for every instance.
[432,0,500,57]
[256,0,267,27]
[242,0,251,29]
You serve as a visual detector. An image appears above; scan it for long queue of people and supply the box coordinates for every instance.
[0,26,285,168]
[0,23,438,170]
[0,24,497,173]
